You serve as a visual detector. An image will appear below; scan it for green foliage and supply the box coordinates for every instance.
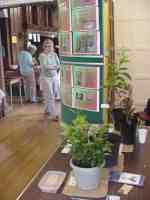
[106,49,132,108]
[61,115,112,168]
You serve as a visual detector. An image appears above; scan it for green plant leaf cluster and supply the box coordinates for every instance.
[106,49,132,108]
[61,115,112,168]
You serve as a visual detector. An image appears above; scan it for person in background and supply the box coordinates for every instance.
[18,45,37,103]
[39,39,60,121]
[0,89,6,118]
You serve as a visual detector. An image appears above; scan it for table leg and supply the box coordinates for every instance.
[19,81,23,104]
[10,83,13,105]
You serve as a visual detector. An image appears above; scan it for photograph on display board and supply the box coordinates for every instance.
[72,31,100,55]
[73,88,99,112]
[71,0,98,8]
[58,0,70,31]
[61,85,72,107]
[59,32,72,55]
[72,6,99,31]
[73,65,99,89]
[61,64,72,87]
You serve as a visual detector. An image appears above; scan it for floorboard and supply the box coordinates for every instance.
[0,104,60,200]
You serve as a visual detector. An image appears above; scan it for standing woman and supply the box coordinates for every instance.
[39,39,60,120]
[18,45,37,103]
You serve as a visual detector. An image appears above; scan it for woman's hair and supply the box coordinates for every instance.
[27,45,37,55]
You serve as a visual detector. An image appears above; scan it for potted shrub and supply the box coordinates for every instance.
[119,96,137,145]
[105,49,132,131]
[106,49,132,109]
[61,115,112,190]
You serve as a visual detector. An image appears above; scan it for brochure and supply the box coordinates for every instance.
[59,32,72,55]
[106,196,120,200]
[72,88,99,111]
[73,65,100,89]
[61,64,72,86]
[72,31,100,55]
[71,0,98,8]
[72,6,99,31]
[61,85,72,107]
[109,171,145,187]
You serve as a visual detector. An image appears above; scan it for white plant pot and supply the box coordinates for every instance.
[70,159,101,190]
[137,128,148,144]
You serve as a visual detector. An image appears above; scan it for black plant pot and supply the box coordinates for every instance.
[112,108,125,131]
[105,133,121,168]
[121,117,137,145]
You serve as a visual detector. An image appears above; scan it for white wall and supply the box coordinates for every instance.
[114,0,150,108]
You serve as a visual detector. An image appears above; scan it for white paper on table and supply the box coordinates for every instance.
[68,174,77,186]
[118,172,141,185]
[61,144,72,154]
[106,195,120,200]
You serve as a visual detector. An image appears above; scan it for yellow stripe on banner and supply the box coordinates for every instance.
[103,0,111,123]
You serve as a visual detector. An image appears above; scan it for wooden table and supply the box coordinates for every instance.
[17,134,150,200]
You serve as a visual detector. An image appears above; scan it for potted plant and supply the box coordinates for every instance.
[105,49,132,131]
[61,114,112,190]
[106,49,132,109]
[119,96,137,145]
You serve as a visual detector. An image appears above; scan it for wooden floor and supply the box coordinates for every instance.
[0,103,60,200]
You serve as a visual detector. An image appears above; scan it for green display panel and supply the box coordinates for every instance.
[58,0,104,124]
[60,56,103,64]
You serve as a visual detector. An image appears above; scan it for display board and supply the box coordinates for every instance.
[58,0,105,124]
[61,64,100,112]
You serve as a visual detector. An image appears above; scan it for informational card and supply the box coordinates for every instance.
[73,65,99,89]
[59,32,72,55]
[72,88,99,111]
[72,31,100,55]
[61,65,72,86]
[71,0,98,8]
[61,85,72,107]
[118,184,133,195]
[61,144,72,154]
[72,6,99,31]
[109,171,145,187]
[58,0,70,31]
[106,195,120,200]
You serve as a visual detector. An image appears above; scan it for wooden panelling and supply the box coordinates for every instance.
[9,7,25,64]
[25,3,58,31]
